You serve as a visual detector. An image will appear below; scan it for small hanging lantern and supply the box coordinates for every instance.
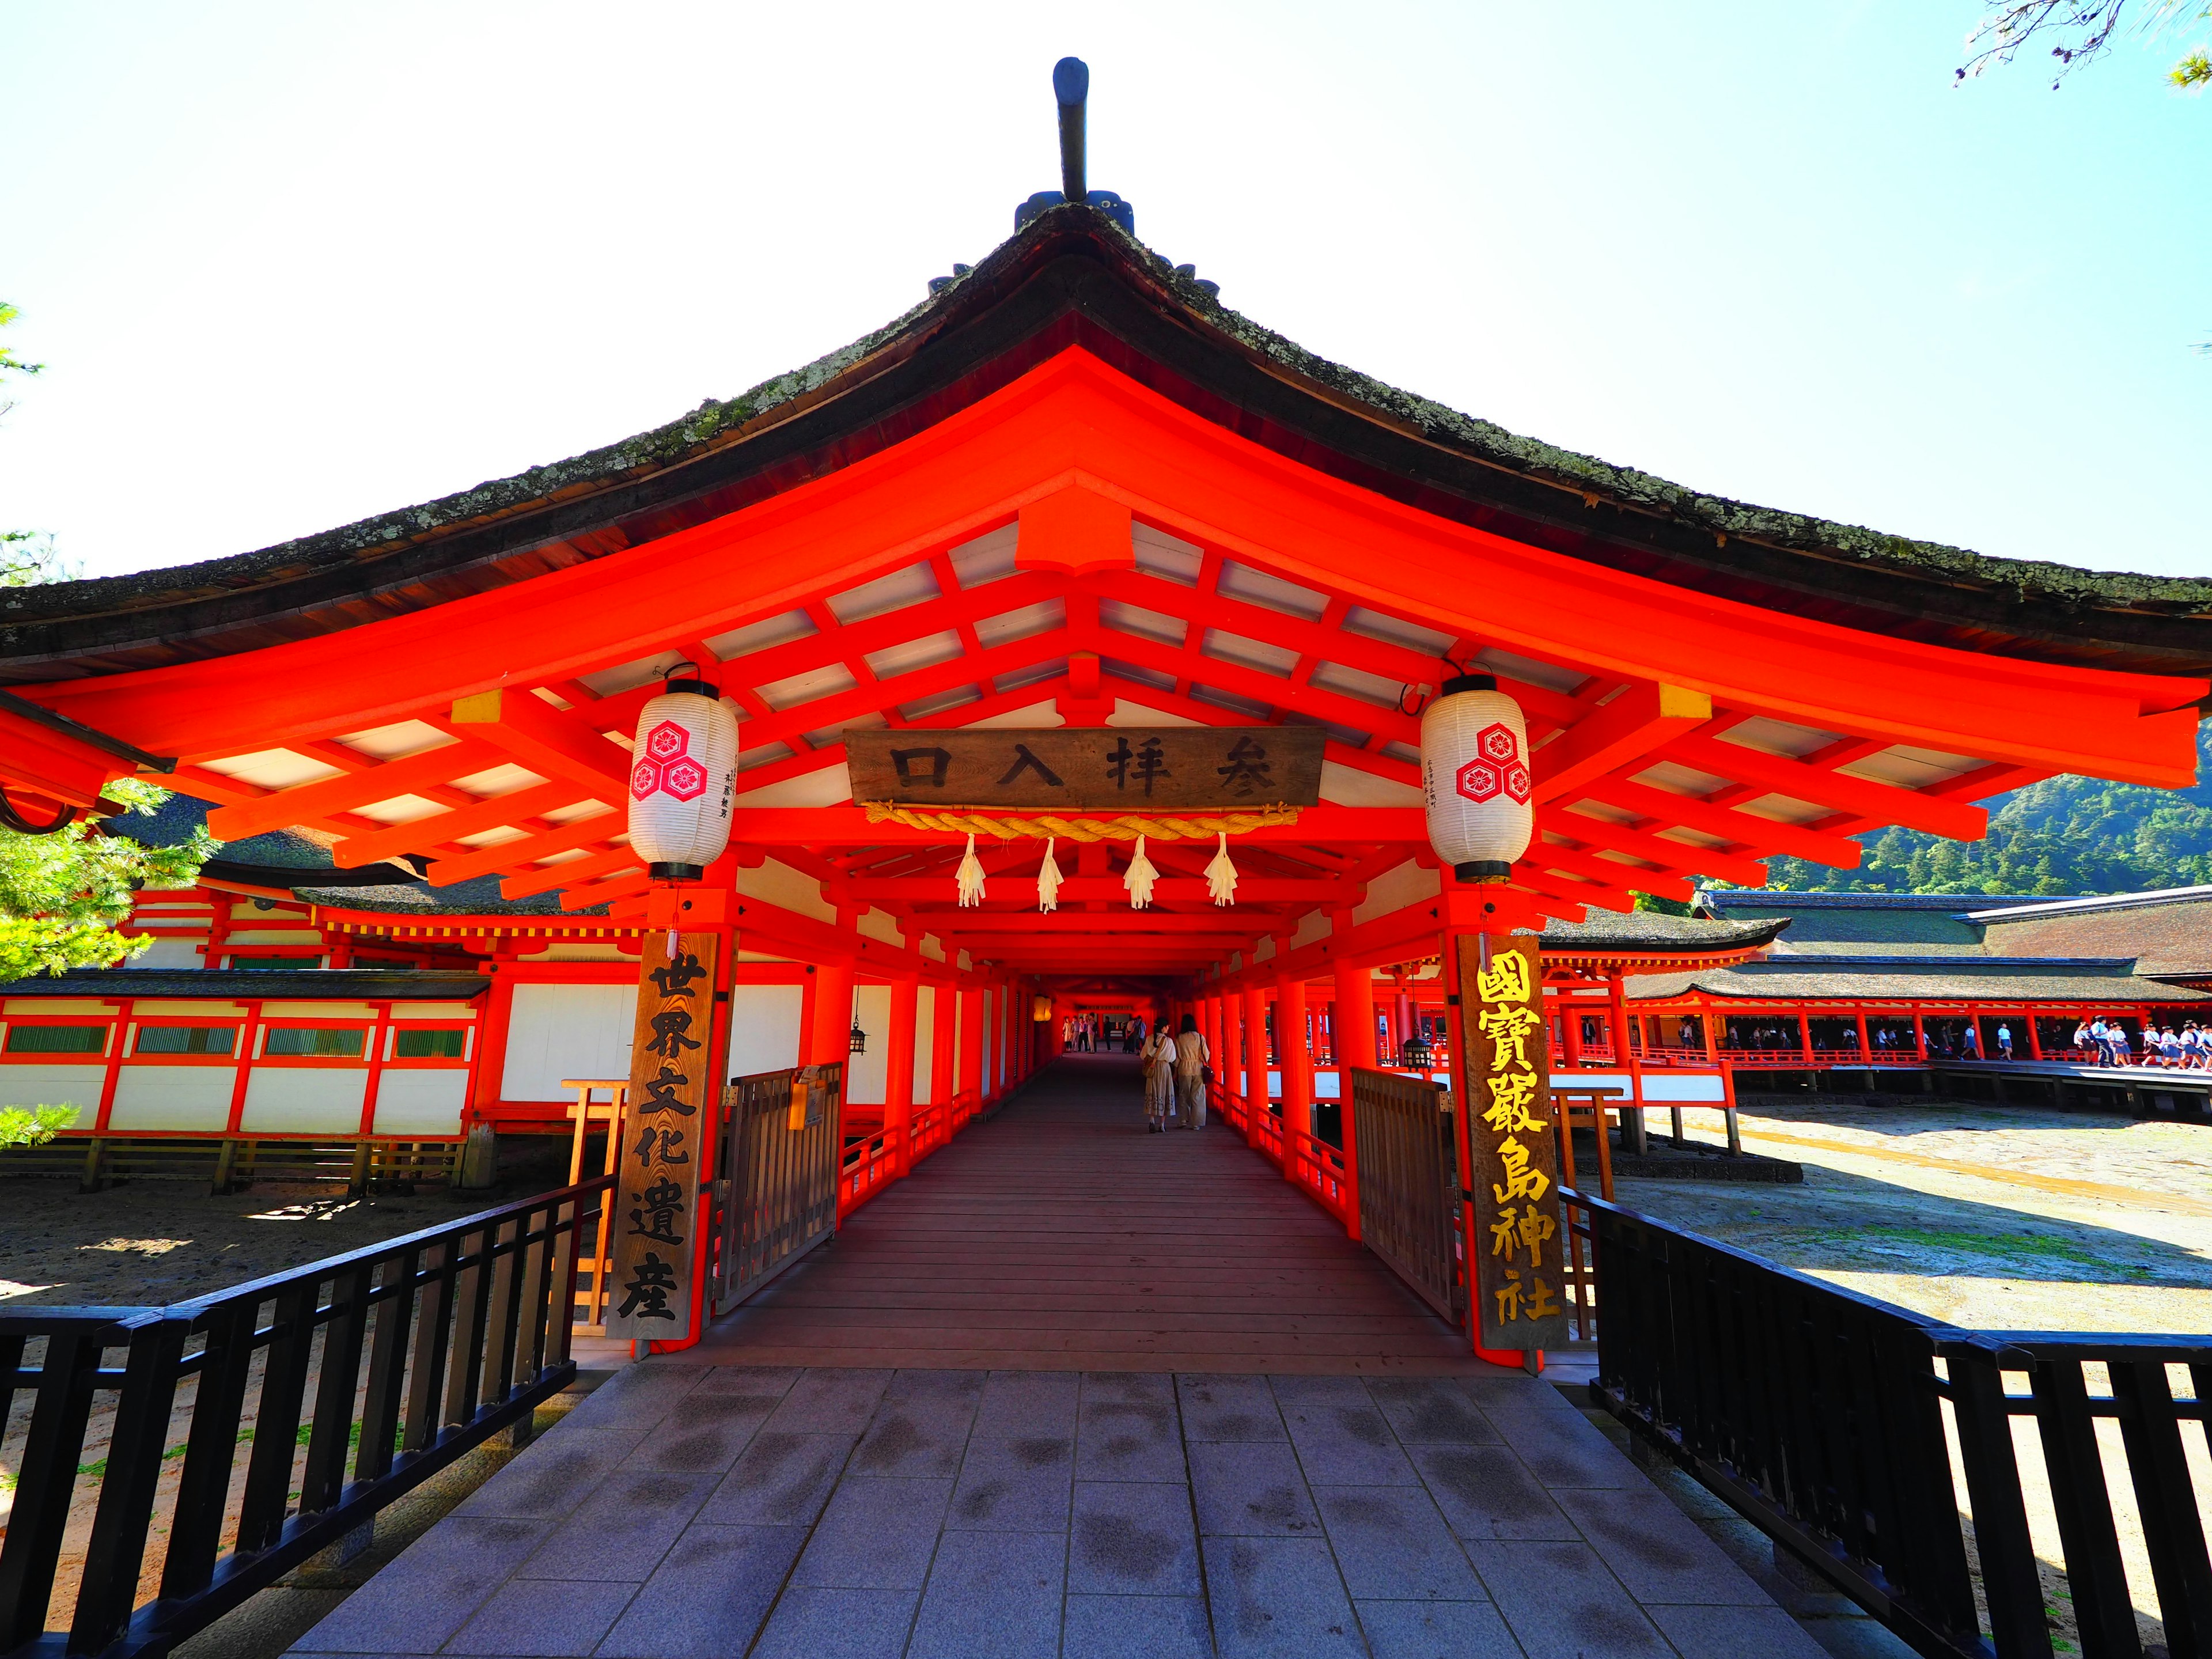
[1123,834,1158,909]
[849,989,867,1054]
[1420,671,1532,882]
[1037,836,1063,912]
[1401,1024,1435,1071]
[627,668,739,881]
[1032,993,1052,1022]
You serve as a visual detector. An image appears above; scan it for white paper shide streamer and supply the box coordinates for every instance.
[956,834,987,907]
[1123,835,1158,910]
[1205,832,1239,906]
[1420,673,1533,880]
[627,677,739,880]
[1036,836,1063,912]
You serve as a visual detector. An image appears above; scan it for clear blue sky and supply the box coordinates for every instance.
[3,2,2206,582]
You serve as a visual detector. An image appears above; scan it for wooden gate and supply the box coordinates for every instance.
[1349,1067,1464,1321]
[711,1061,845,1311]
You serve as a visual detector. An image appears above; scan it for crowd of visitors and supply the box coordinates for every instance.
[1058,1011,1146,1054]
[2070,1017,2212,1070]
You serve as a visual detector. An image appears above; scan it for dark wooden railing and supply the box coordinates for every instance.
[1573,1190,2212,1659]
[0,1177,611,1659]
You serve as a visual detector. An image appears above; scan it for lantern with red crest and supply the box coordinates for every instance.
[1420,672,1532,881]
[627,672,739,880]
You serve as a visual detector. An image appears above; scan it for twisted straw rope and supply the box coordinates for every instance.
[860,801,1301,842]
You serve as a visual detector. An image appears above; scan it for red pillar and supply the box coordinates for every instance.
[958,986,983,1105]
[811,956,855,1067]
[1243,984,1271,1157]
[1331,956,1374,1241]
[887,974,918,1175]
[930,978,956,1104]
[1277,972,1312,1185]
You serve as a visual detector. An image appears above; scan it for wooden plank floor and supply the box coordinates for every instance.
[696,1054,1494,1373]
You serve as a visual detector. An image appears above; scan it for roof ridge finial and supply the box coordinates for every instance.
[1015,58,1134,234]
[1055,57,1088,206]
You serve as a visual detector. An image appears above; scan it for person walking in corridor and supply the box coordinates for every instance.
[1141,1023,1176,1132]
[1173,1013,1211,1131]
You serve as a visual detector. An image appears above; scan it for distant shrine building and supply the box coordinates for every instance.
[2,165,2208,1298]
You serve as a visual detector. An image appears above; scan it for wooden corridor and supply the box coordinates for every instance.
[696,1055,1490,1374]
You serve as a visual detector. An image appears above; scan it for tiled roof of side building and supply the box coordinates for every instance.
[1539,911,1787,952]
[104,795,609,916]
[5,208,2209,681]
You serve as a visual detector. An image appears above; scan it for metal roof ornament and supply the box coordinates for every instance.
[1015,57,1134,233]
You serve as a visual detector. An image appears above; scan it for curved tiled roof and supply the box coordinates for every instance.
[5,207,2209,683]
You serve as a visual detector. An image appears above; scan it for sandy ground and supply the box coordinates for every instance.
[1616,1094,2212,1334]
[0,1137,575,1308]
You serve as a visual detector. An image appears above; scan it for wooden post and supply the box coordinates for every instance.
[1445,902,1568,1367]
[1276,972,1312,1186]
[605,930,719,1347]
[886,975,918,1176]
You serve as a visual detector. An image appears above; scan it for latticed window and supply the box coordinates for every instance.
[393,1028,465,1059]
[264,1028,365,1058]
[4,1025,105,1054]
[134,1026,236,1055]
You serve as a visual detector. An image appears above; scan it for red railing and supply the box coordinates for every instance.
[836,1086,987,1220]
[1289,1127,1351,1224]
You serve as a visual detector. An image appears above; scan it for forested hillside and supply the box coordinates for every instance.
[1754,721,2212,897]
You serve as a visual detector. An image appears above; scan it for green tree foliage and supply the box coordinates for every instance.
[0,779,217,980]
[1753,722,2212,897]
[0,1105,79,1146]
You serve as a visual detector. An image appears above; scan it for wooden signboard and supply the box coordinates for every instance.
[846,726,1324,810]
[605,930,720,1343]
[1457,933,1570,1352]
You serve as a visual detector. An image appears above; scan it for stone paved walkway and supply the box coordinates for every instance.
[286,1360,1825,1659]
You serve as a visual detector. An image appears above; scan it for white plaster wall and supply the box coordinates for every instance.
[373,1070,468,1135]
[241,1069,368,1134]
[726,984,804,1081]
[0,1064,104,1111]
[109,1067,235,1131]
[1352,858,1441,927]
[501,983,638,1101]
[846,984,891,1105]
[914,986,935,1104]
[128,938,207,969]
[741,858,835,923]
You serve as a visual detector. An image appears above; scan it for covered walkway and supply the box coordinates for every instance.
[701,1056,1482,1374]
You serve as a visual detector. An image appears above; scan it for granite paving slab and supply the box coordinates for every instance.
[283,1361,1835,1656]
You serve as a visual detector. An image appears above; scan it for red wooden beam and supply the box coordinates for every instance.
[1533,683,1711,804]
[450,689,631,795]
[1662,732,1987,841]
[331,781,601,868]
[204,738,498,842]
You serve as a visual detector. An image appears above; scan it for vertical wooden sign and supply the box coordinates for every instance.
[1457,933,1569,1352]
[606,930,720,1343]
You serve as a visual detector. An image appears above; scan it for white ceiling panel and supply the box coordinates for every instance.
[1131,521,1202,585]
[1217,560,1328,621]
[828,561,940,624]
[948,524,1020,588]
[756,662,859,711]
[703,610,817,660]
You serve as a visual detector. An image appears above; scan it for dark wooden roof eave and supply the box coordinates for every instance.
[5,209,2209,687]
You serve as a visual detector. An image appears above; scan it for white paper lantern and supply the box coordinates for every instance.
[627,677,738,880]
[1421,673,1532,881]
